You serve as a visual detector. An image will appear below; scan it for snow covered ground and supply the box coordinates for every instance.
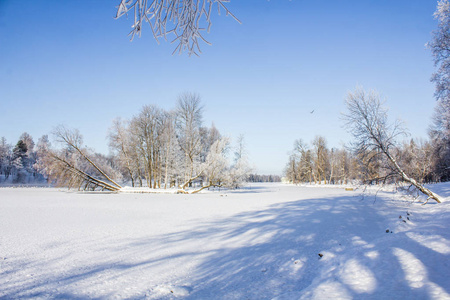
[1,183,449,299]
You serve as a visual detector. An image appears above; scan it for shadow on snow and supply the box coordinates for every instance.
[1,188,449,299]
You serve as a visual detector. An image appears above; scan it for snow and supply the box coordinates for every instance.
[1,183,450,299]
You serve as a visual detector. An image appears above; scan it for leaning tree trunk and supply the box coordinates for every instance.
[384,150,443,203]
[78,150,122,189]
[52,154,121,191]
[58,133,122,190]
[191,182,223,194]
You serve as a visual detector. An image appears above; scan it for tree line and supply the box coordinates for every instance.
[247,174,281,183]
[1,93,253,192]
[284,135,443,186]
[0,133,45,184]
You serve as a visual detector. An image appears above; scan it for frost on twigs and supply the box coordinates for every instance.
[36,125,123,192]
[343,87,444,204]
[115,0,240,56]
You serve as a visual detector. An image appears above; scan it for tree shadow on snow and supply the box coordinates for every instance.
[142,192,450,299]
[1,189,449,299]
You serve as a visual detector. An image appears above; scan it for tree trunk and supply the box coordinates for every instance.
[385,150,443,203]
[191,182,222,194]
[76,147,121,189]
[52,154,120,191]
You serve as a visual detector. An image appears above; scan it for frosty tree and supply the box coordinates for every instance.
[109,118,140,187]
[38,126,123,191]
[229,134,251,188]
[12,140,28,182]
[312,136,329,184]
[131,105,163,189]
[0,137,12,180]
[343,87,443,203]
[191,137,230,193]
[176,93,204,188]
[115,0,240,55]
[428,0,450,181]
[284,137,352,185]
[35,100,249,193]
[429,0,450,104]
[159,110,180,189]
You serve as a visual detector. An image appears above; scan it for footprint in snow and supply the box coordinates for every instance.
[152,285,192,297]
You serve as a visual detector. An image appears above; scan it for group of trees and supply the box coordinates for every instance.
[343,88,442,203]
[106,93,251,191]
[33,93,251,192]
[284,103,443,189]
[0,133,44,183]
[284,137,355,185]
[284,96,440,190]
[284,88,444,203]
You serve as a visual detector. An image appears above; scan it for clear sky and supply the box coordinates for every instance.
[0,0,440,175]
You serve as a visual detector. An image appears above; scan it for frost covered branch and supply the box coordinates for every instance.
[115,0,240,55]
[53,125,122,189]
[428,0,450,181]
[343,87,443,203]
[36,126,123,192]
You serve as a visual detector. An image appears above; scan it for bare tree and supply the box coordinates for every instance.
[176,92,204,188]
[229,134,251,188]
[200,123,221,162]
[37,126,122,191]
[234,134,246,161]
[131,105,163,188]
[54,126,122,189]
[115,0,240,55]
[429,0,450,104]
[328,148,340,184]
[191,137,230,193]
[333,147,353,184]
[428,0,450,181]
[400,139,435,183]
[109,118,138,187]
[293,139,314,184]
[312,136,329,184]
[343,87,443,203]
[284,139,319,185]
[355,148,383,184]
[284,154,298,184]
[429,99,450,181]
[160,110,181,188]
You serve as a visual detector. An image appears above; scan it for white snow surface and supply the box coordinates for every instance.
[1,183,450,299]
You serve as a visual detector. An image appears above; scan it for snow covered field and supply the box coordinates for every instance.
[1,183,449,299]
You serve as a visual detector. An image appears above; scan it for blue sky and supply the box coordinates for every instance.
[0,0,440,175]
